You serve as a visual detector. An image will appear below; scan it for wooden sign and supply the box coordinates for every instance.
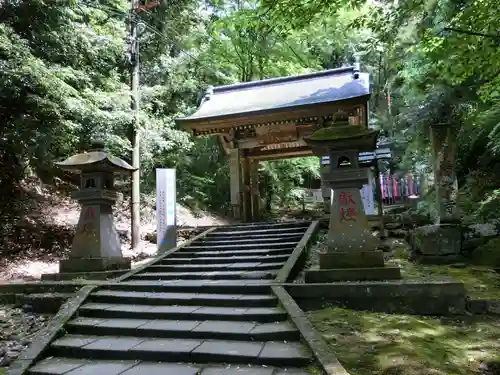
[256,124,298,145]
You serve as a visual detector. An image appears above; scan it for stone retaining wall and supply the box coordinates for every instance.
[286,280,467,315]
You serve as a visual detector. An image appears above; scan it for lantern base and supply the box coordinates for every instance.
[305,266,401,282]
[319,250,384,269]
[59,257,131,274]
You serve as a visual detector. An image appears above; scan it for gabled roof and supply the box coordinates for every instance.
[177,66,370,124]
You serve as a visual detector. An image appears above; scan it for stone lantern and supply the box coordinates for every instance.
[303,125,401,282]
[55,140,135,274]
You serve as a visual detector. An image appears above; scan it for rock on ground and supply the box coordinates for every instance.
[0,305,50,368]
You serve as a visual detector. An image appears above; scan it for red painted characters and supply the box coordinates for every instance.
[339,191,357,222]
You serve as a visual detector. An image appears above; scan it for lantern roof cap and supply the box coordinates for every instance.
[304,125,379,154]
[306,125,377,142]
[55,140,136,173]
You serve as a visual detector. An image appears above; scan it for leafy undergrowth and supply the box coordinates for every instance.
[309,307,500,375]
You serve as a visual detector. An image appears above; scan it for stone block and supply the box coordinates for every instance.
[287,280,467,315]
[414,254,467,265]
[305,267,401,282]
[466,299,489,314]
[413,224,462,256]
[59,257,131,273]
[42,269,127,281]
[462,237,489,251]
[319,250,385,269]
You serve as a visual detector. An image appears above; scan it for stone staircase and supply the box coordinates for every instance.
[24,221,318,375]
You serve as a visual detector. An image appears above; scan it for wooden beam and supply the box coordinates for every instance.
[218,135,231,156]
[179,100,369,132]
[237,139,309,150]
[247,146,313,161]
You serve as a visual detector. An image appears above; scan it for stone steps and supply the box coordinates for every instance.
[197,234,304,245]
[145,262,284,272]
[78,303,288,323]
[169,248,295,258]
[129,270,278,280]
[102,280,273,293]
[211,221,310,232]
[28,358,310,375]
[88,290,278,307]
[48,335,310,367]
[22,221,315,374]
[66,317,300,341]
[206,227,307,236]
[181,241,299,251]
[208,225,310,237]
[159,254,290,264]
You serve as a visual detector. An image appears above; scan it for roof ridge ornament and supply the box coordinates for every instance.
[201,85,214,105]
[353,54,361,79]
[88,139,105,152]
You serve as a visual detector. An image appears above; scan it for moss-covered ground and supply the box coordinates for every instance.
[309,307,500,375]
[387,247,500,299]
[303,228,500,299]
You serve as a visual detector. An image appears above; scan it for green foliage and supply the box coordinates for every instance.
[261,157,320,212]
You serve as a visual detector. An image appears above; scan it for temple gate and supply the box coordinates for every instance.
[176,65,371,222]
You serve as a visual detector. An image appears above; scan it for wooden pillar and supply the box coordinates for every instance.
[430,124,459,223]
[229,148,242,220]
[250,159,260,221]
[241,156,252,222]
[320,164,331,214]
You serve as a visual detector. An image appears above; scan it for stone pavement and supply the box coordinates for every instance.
[25,221,317,375]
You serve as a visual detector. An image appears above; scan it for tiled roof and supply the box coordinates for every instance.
[177,66,370,122]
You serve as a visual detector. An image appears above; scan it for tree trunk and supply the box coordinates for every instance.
[430,124,459,223]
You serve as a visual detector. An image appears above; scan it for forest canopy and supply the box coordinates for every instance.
[1,0,499,220]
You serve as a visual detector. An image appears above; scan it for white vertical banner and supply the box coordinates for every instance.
[156,168,176,252]
[361,184,376,215]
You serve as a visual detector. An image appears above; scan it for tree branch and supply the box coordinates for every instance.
[443,27,500,40]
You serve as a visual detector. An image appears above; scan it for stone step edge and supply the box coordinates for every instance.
[272,286,350,375]
[99,281,274,292]
[197,235,305,243]
[172,249,294,257]
[159,255,289,264]
[129,271,278,280]
[78,304,288,323]
[209,228,309,236]
[87,292,278,308]
[179,245,297,251]
[214,221,311,230]
[146,263,284,271]
[66,318,300,341]
[49,335,312,367]
[27,357,312,375]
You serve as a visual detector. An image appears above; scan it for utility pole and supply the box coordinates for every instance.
[128,1,161,250]
[129,0,140,250]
